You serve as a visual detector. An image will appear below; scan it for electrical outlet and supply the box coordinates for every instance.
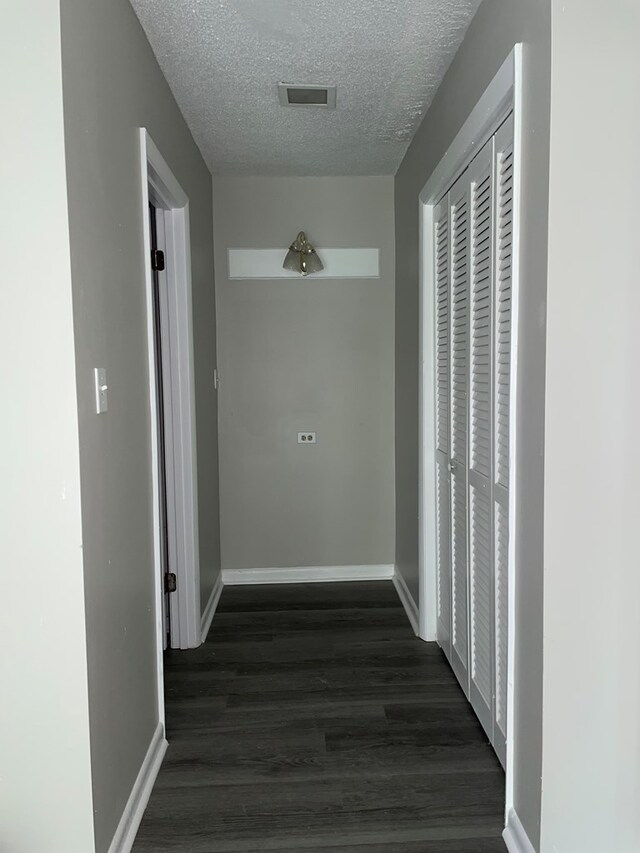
[297,432,317,444]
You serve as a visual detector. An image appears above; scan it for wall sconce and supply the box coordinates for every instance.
[283,231,324,276]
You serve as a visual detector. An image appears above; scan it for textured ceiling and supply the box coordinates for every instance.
[130,0,481,176]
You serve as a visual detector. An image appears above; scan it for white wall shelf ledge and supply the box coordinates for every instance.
[228,247,380,279]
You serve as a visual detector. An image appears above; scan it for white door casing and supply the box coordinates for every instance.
[140,128,202,676]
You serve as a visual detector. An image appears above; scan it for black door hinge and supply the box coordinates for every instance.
[151,249,165,272]
[165,572,177,593]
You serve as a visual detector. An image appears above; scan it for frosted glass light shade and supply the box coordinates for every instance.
[283,231,324,276]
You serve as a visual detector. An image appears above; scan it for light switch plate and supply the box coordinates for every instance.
[297,432,317,444]
[94,368,108,414]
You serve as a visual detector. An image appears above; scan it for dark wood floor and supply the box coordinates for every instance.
[133,581,506,852]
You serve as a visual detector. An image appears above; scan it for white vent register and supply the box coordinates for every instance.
[278,83,337,109]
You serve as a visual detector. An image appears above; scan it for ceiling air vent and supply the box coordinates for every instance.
[278,83,337,109]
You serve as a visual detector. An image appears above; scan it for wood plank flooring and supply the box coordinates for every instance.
[133,581,506,852]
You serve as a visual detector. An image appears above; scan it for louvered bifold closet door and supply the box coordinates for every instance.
[448,171,471,694]
[434,196,452,659]
[492,114,514,768]
[467,136,495,739]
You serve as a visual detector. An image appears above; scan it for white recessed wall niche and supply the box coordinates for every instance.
[227,247,380,280]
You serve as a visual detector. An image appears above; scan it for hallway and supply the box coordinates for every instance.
[133,582,505,851]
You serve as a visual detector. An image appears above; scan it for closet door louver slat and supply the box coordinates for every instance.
[495,144,513,491]
[470,171,492,480]
[436,208,450,460]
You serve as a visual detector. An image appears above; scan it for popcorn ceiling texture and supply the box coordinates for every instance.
[130,0,481,176]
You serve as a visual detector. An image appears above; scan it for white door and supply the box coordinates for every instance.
[467,135,495,738]
[492,114,515,767]
[448,170,471,695]
[434,196,452,659]
[431,113,515,767]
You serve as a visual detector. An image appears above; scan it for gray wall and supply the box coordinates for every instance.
[60,0,220,849]
[541,1,640,850]
[0,3,95,850]
[214,177,395,571]
[394,0,550,845]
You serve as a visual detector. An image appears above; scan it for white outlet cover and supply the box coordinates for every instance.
[297,432,317,444]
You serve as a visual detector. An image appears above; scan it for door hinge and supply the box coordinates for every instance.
[164,572,177,593]
[151,249,165,272]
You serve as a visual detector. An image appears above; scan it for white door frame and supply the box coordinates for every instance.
[417,46,523,817]
[139,129,201,669]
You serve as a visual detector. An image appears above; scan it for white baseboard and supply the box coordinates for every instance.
[107,722,168,853]
[392,569,420,635]
[503,808,537,853]
[200,572,223,643]
[222,565,395,585]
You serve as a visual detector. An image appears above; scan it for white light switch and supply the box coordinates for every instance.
[94,368,108,414]
[297,432,317,444]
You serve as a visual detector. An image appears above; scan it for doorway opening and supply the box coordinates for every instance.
[148,202,173,650]
[139,129,202,725]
